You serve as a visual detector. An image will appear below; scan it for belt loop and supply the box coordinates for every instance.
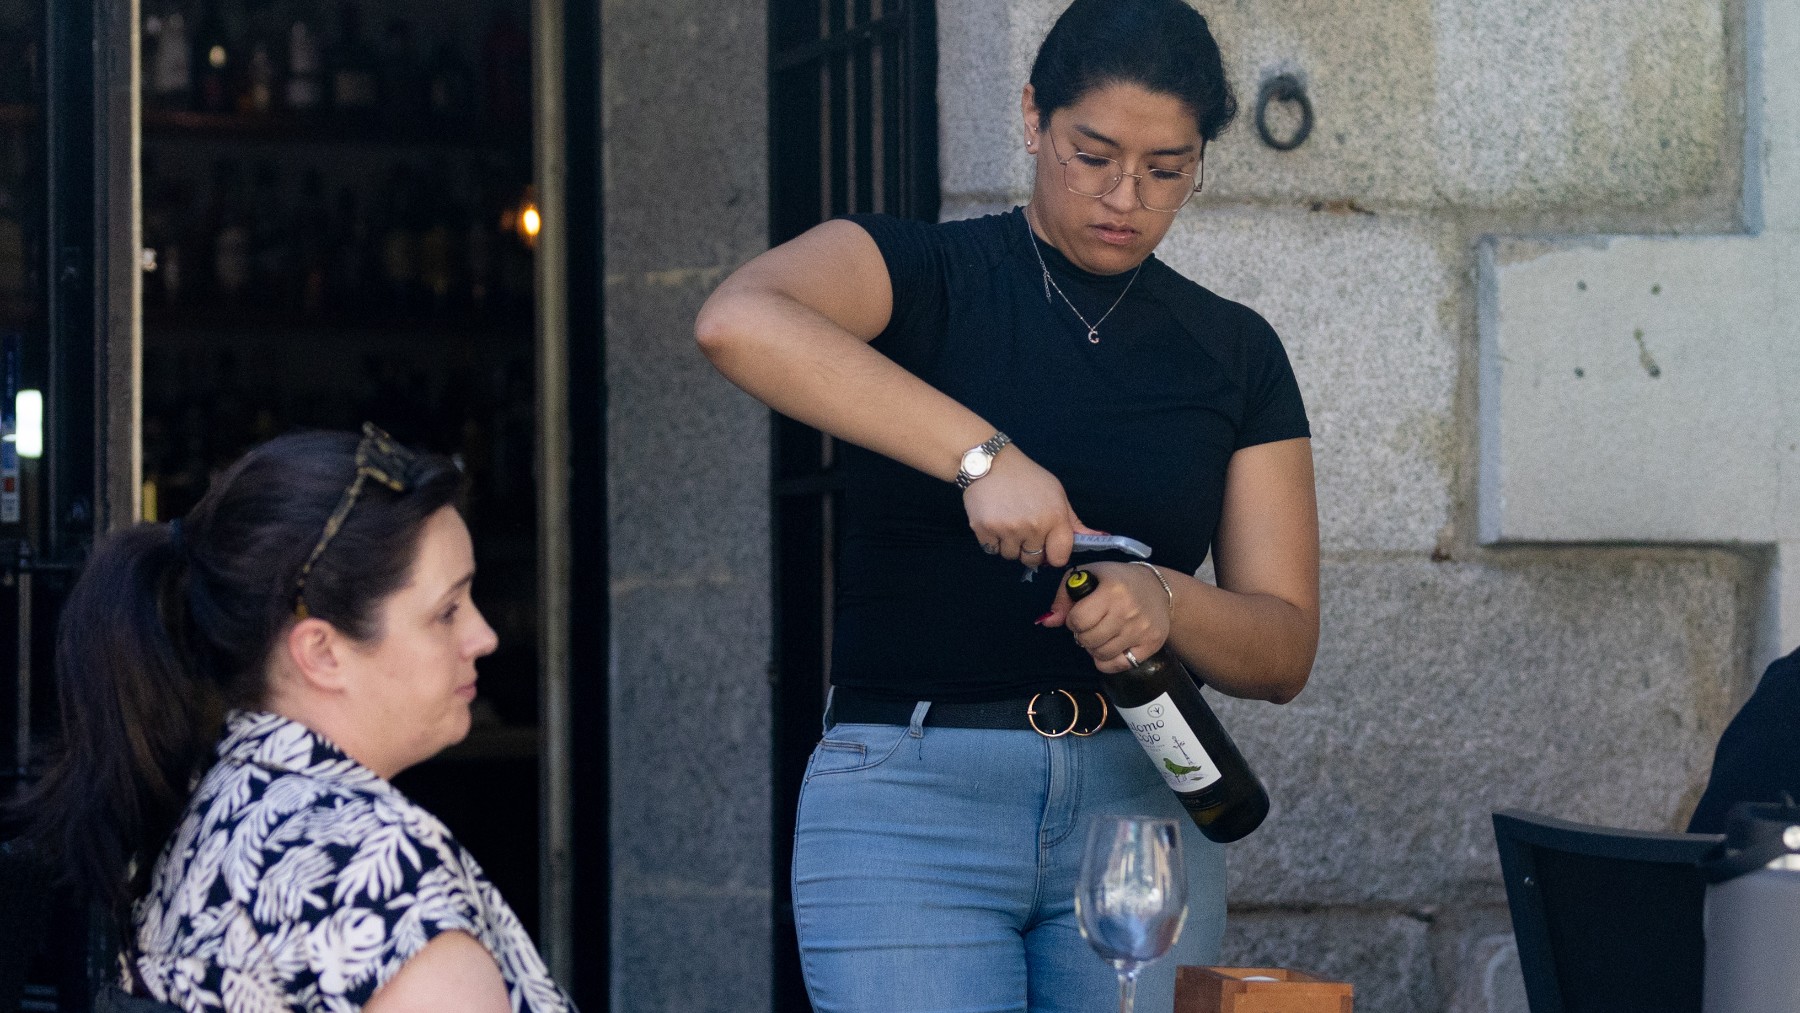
[907,700,931,738]
[822,686,837,734]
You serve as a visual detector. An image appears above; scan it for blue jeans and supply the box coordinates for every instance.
[792,699,1226,1013]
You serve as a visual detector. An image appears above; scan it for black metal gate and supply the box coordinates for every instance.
[766,0,938,1007]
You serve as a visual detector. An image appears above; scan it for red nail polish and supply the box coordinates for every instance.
[1033,611,1056,625]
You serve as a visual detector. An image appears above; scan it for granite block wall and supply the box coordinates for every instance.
[932,1,1756,1011]
[602,1,771,1010]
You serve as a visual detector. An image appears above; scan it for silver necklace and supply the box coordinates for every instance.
[1023,204,1142,344]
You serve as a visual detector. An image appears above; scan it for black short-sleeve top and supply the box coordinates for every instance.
[831,207,1309,703]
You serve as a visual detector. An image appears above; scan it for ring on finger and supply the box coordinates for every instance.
[1021,545,1044,557]
[1123,649,1141,667]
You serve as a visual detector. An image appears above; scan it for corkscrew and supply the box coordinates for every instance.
[1020,532,1152,581]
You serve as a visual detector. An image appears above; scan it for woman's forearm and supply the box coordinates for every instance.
[696,283,995,482]
[1162,568,1317,704]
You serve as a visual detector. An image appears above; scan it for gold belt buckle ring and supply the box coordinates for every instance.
[1070,692,1109,737]
[1027,690,1079,738]
[1027,690,1110,737]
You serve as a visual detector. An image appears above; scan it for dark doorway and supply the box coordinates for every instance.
[0,0,608,1006]
[137,0,547,944]
[766,0,939,1007]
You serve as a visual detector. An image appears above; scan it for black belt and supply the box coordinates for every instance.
[828,686,1123,737]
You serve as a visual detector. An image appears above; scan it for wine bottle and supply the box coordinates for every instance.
[327,2,379,115]
[192,0,233,114]
[144,6,192,110]
[1064,568,1270,843]
[285,14,323,113]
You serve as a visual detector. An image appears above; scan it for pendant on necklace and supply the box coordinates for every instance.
[1086,329,1100,344]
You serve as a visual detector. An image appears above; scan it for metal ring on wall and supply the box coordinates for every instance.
[1255,74,1315,152]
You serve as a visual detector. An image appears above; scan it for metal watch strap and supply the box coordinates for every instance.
[954,432,1012,489]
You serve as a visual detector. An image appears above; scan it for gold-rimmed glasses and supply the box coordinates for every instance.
[293,422,419,619]
[1047,134,1204,213]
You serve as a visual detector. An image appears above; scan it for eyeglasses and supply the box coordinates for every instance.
[1047,134,1205,213]
[294,422,419,620]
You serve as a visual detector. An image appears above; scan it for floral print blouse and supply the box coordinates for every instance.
[129,710,573,1013]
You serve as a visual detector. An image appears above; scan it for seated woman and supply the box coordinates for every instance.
[18,425,571,1012]
[1689,645,1800,834]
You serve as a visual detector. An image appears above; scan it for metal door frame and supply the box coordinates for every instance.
[531,0,609,1001]
[766,2,939,1007]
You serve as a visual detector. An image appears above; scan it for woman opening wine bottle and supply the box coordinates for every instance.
[695,0,1318,1008]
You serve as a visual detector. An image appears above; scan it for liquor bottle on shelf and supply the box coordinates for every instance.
[481,5,531,130]
[293,168,332,318]
[327,2,379,116]
[1063,569,1272,843]
[425,36,474,124]
[379,19,425,126]
[192,0,234,114]
[141,155,192,312]
[285,12,323,113]
[0,15,41,106]
[249,162,292,304]
[327,185,372,318]
[465,184,495,317]
[0,135,25,318]
[244,38,276,115]
[418,174,464,316]
[208,159,252,303]
[143,4,192,111]
[376,164,422,316]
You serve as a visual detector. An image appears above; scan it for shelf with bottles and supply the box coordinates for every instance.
[143,107,529,153]
[141,148,540,336]
[143,303,537,340]
[141,0,532,151]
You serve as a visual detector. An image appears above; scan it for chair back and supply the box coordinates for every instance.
[1492,808,1723,1013]
[0,840,50,1013]
[94,983,186,1013]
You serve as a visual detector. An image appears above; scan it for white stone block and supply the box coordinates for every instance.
[1479,234,1800,545]
[1752,0,1800,232]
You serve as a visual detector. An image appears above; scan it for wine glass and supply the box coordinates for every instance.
[1076,815,1189,1013]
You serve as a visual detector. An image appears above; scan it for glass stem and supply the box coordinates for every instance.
[1117,969,1138,1013]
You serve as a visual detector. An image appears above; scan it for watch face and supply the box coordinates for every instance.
[961,448,992,479]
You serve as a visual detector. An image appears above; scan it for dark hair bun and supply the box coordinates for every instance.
[1030,0,1238,142]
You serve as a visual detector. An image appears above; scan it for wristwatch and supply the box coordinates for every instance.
[955,432,1012,489]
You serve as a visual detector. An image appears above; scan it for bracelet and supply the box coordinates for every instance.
[1129,560,1173,618]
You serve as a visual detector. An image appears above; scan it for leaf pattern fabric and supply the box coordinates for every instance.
[130,710,574,1013]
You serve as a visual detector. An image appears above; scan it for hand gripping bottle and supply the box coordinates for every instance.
[1065,568,1270,843]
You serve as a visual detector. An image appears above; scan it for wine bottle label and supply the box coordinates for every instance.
[1117,693,1222,792]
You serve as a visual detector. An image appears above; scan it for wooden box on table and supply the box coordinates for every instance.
[1175,966,1353,1013]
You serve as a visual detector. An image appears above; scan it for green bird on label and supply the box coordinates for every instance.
[1164,758,1205,777]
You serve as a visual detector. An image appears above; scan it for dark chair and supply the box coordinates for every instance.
[94,983,185,1013]
[1492,809,1724,1013]
[0,839,50,1013]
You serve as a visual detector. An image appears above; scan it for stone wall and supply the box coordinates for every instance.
[602,1,771,1010]
[935,2,1757,1011]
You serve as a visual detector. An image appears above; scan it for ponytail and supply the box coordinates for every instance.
[11,427,461,921]
[16,522,222,917]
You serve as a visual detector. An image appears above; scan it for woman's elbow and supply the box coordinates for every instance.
[693,290,740,363]
[1263,662,1311,705]
[1262,634,1317,704]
